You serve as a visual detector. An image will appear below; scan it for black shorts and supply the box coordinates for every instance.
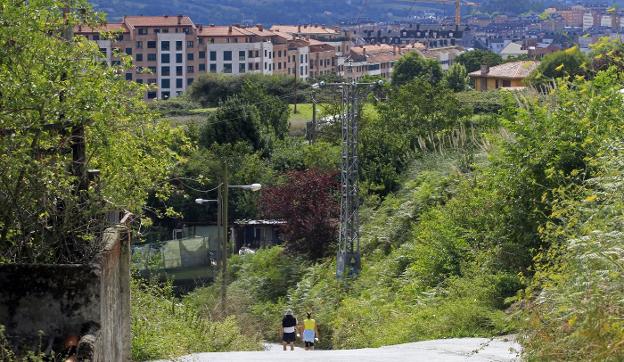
[283,332,296,343]
[305,341,314,347]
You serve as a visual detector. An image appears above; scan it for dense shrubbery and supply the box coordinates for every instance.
[131,276,261,360]
[184,246,307,342]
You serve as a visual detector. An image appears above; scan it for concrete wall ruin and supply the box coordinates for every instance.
[0,226,130,360]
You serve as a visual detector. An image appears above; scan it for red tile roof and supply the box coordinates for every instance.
[270,25,339,35]
[123,15,194,28]
[74,23,128,33]
[469,61,540,79]
[197,25,253,37]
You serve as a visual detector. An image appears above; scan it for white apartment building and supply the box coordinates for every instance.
[206,41,274,75]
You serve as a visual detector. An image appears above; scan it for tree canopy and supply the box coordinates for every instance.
[0,0,185,263]
[391,52,443,87]
[455,49,503,73]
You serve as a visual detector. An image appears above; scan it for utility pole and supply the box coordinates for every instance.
[220,163,229,313]
[311,96,317,144]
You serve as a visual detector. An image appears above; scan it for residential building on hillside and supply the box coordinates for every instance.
[76,15,201,100]
[500,42,528,60]
[198,25,274,76]
[340,44,407,81]
[468,61,539,91]
[76,17,346,100]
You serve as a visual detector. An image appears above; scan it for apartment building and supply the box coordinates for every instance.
[76,15,201,100]
[198,25,274,76]
[340,44,408,81]
[308,39,337,79]
[76,17,348,100]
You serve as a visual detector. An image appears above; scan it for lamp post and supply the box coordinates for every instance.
[194,167,262,313]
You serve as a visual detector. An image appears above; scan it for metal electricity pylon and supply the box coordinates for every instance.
[311,80,382,279]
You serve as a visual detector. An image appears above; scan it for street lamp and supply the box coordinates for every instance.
[194,177,262,314]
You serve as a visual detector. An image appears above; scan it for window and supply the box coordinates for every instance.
[210,64,217,73]
[198,38,204,44]
[161,28,169,33]
[210,51,217,61]
[161,66,170,76]
[161,79,170,88]
[248,50,254,58]
[269,51,272,59]
[148,66,157,74]
[199,51,206,59]
[305,54,308,62]
[138,28,148,35]
[199,64,206,72]
[278,62,282,69]
[502,79,512,87]
[148,78,157,84]
[147,41,156,49]
[161,41,170,51]
[147,53,156,61]
[176,78,183,88]
[264,62,267,70]
[147,91,157,99]
[223,63,232,73]
[153,28,160,34]
[176,41,183,51]
[187,65,194,73]
[248,62,253,70]
[300,65,304,76]
[264,49,267,57]
[136,41,143,48]
[187,41,194,48]
[223,51,232,61]
[176,53,183,63]
[255,50,259,58]
[239,63,246,73]
[278,50,282,57]
[136,79,144,84]
[112,60,121,66]
[161,91,170,99]
[187,53,194,61]
[99,48,107,56]
[176,66,183,76]
[125,47,132,55]
[255,62,259,70]
[161,53,170,63]
[300,54,304,63]
[125,73,133,80]
[135,53,143,62]
[187,78,194,86]
[239,50,245,61]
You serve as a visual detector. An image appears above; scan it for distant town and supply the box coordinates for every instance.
[76,2,624,100]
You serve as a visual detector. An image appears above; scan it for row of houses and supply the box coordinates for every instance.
[76,16,466,100]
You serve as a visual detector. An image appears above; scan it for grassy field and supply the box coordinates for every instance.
[288,103,314,135]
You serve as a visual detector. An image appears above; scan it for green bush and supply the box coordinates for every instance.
[131,277,261,360]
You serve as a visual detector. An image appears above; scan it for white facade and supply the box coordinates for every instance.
[601,15,613,28]
[296,46,310,80]
[206,41,274,76]
[157,33,188,99]
[583,12,594,30]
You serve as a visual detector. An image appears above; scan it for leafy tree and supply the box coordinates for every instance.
[455,49,503,73]
[526,46,588,89]
[187,73,308,107]
[260,169,339,259]
[199,97,263,150]
[240,81,289,142]
[0,0,184,263]
[443,63,469,92]
[391,52,443,87]
[589,37,624,73]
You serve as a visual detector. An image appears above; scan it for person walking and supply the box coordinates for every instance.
[281,309,297,351]
[301,312,320,351]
